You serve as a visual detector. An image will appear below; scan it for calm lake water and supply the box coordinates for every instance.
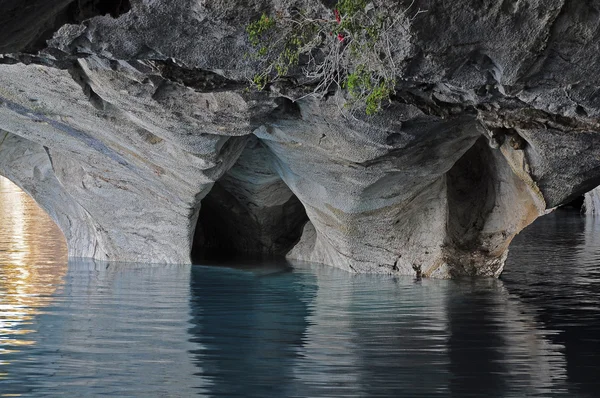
[1,175,600,397]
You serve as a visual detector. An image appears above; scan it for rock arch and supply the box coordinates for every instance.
[0,131,96,257]
[3,0,600,277]
[192,136,308,260]
[0,60,257,264]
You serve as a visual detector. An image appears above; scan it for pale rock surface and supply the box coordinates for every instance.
[1,0,600,277]
[0,60,255,263]
[0,131,97,257]
[194,135,308,256]
[584,187,600,215]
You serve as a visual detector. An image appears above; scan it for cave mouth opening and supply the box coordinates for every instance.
[190,146,309,265]
[191,181,309,265]
[559,195,585,212]
[0,175,68,260]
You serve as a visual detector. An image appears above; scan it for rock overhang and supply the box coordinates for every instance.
[1,0,600,277]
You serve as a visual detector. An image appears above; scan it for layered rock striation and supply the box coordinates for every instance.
[1,0,600,277]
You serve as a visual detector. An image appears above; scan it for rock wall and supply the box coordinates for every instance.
[584,187,600,215]
[1,0,600,277]
[0,61,251,262]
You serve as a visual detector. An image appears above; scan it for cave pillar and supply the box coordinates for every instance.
[254,99,483,276]
[254,99,550,277]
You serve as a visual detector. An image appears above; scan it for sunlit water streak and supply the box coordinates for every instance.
[0,177,67,360]
[0,175,599,397]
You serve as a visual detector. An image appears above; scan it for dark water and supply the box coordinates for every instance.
[1,176,600,397]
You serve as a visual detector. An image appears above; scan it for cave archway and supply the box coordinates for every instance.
[191,136,309,263]
[443,137,546,277]
[560,195,585,211]
[0,175,68,264]
[0,131,101,260]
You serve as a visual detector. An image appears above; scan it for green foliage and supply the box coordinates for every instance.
[345,66,394,115]
[336,0,368,35]
[252,73,269,90]
[365,81,394,115]
[345,66,372,96]
[336,0,367,16]
[274,33,303,76]
[246,13,276,47]
[245,0,419,114]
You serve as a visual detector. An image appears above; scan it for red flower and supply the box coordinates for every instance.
[337,33,345,42]
[334,9,341,23]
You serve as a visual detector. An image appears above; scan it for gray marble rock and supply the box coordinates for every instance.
[194,135,308,257]
[584,187,600,215]
[1,0,600,277]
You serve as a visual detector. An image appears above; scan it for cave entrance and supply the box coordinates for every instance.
[0,175,68,265]
[191,137,308,264]
[559,195,585,212]
[0,175,68,323]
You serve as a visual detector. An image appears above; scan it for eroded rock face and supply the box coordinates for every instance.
[0,131,97,257]
[1,0,600,277]
[0,60,253,263]
[193,135,308,257]
[584,187,600,215]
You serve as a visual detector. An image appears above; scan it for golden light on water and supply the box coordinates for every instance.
[0,176,68,358]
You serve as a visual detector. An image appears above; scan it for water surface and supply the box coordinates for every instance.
[1,176,599,397]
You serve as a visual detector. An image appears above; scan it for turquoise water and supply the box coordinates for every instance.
[1,176,600,397]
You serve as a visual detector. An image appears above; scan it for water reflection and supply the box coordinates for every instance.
[187,262,571,397]
[1,260,203,396]
[1,178,600,396]
[446,279,567,397]
[189,262,316,397]
[0,176,67,360]
[290,266,451,398]
[502,209,600,397]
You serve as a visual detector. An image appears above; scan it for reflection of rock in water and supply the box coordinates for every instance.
[188,263,317,398]
[503,212,600,397]
[563,215,600,396]
[446,279,567,397]
[296,266,566,398]
[188,260,573,398]
[290,264,452,398]
[447,280,509,397]
[2,259,204,396]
